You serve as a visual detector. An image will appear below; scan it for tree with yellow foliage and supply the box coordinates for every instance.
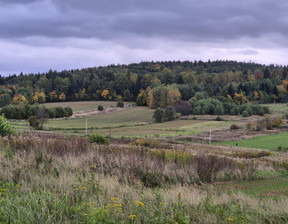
[59,93,66,101]
[234,92,248,105]
[146,85,181,109]
[136,88,146,106]
[101,89,109,100]
[33,92,46,104]
[13,94,27,104]
[49,91,58,101]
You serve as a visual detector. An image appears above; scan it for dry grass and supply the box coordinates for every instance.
[1,133,288,223]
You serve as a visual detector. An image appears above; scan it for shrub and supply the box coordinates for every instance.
[215,116,224,121]
[117,101,124,108]
[64,107,73,117]
[133,138,163,148]
[98,105,104,111]
[28,116,41,130]
[89,134,110,145]
[272,116,283,128]
[153,107,165,123]
[242,110,249,117]
[246,122,253,130]
[230,124,240,130]
[165,106,176,121]
[0,114,14,136]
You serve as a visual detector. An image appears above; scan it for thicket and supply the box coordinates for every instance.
[0,104,73,119]
[188,99,269,116]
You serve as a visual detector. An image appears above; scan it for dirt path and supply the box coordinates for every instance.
[70,105,132,118]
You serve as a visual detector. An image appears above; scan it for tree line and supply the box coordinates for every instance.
[0,60,288,110]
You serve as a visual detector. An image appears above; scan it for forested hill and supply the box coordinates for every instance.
[0,60,288,107]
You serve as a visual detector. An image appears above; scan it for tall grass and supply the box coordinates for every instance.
[0,133,288,223]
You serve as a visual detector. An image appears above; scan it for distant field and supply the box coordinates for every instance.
[43,101,122,112]
[45,106,215,137]
[215,175,288,197]
[217,132,288,150]
[11,105,233,137]
[265,103,288,115]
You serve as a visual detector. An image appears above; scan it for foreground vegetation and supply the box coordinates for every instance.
[1,133,288,223]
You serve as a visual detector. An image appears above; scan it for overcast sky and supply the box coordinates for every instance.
[1,0,287,75]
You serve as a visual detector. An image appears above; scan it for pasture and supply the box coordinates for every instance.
[217,132,288,151]
[12,103,235,137]
[43,101,119,112]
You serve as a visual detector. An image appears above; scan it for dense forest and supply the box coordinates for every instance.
[0,60,288,110]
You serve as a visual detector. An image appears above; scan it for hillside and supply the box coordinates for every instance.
[0,60,288,107]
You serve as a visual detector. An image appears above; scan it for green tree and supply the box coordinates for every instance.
[153,108,165,123]
[165,106,176,121]
[0,92,12,107]
[0,114,14,136]
[214,105,224,115]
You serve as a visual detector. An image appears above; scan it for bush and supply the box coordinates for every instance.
[165,106,176,121]
[215,116,224,121]
[230,124,240,130]
[64,107,73,117]
[89,134,110,145]
[0,114,14,136]
[153,107,165,123]
[117,101,124,108]
[98,105,104,111]
[272,116,283,128]
[28,116,41,130]
[242,110,249,117]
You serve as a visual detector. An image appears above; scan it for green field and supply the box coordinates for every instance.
[215,175,288,197]
[11,105,235,137]
[43,101,123,112]
[44,106,213,137]
[265,103,288,115]
[217,132,288,150]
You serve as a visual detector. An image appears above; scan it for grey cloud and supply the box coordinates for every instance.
[1,0,288,75]
[0,0,287,43]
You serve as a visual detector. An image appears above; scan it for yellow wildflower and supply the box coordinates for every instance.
[227,217,234,222]
[82,187,87,190]
[134,200,144,206]
[112,197,118,201]
[160,203,164,205]
[0,189,6,192]
[16,185,21,188]
[129,214,136,220]
[52,189,56,192]
[84,214,88,216]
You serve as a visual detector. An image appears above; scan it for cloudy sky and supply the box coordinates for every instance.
[1,0,287,75]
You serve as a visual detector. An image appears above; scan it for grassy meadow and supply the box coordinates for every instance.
[43,101,118,112]
[217,132,288,151]
[11,102,234,138]
[3,102,288,223]
[1,133,288,223]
